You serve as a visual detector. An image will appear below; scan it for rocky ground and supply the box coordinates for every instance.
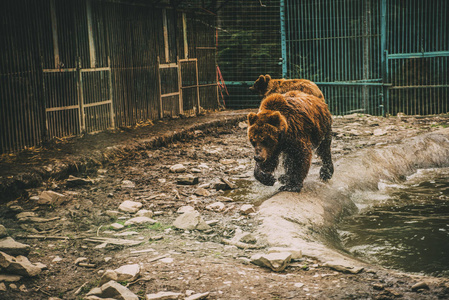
[1,111,449,299]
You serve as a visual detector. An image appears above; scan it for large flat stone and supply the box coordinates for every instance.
[0,237,30,256]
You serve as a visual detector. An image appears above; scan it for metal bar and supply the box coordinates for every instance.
[390,85,449,90]
[83,99,112,108]
[195,47,215,50]
[380,0,387,116]
[387,51,449,59]
[181,83,217,89]
[280,0,287,78]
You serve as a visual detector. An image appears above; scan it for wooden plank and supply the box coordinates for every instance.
[162,9,169,63]
[107,57,115,129]
[83,99,112,108]
[177,56,183,115]
[46,105,79,112]
[161,92,180,98]
[157,56,163,119]
[159,63,178,69]
[182,13,188,58]
[81,67,110,72]
[43,68,77,73]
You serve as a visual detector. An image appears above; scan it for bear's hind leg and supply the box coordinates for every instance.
[317,133,334,181]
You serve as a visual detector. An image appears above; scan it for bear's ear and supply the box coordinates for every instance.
[247,112,258,126]
[264,74,272,83]
[267,111,288,132]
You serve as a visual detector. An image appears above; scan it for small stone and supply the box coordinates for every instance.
[177,175,199,185]
[114,231,139,237]
[136,209,154,218]
[0,237,30,256]
[9,283,17,290]
[121,180,136,188]
[185,292,210,300]
[205,220,219,226]
[0,225,8,238]
[149,235,163,241]
[0,252,41,277]
[75,257,88,265]
[52,256,63,263]
[146,291,183,300]
[124,217,157,226]
[251,252,292,272]
[373,283,384,291]
[170,164,187,173]
[239,204,256,215]
[114,264,140,282]
[238,121,248,129]
[177,206,195,214]
[99,270,118,285]
[220,159,236,165]
[97,169,108,174]
[239,233,257,244]
[66,175,94,187]
[173,211,210,231]
[38,190,66,206]
[221,177,237,189]
[15,212,36,220]
[105,210,120,218]
[194,188,210,197]
[19,284,27,292]
[411,281,430,292]
[205,202,225,212]
[118,200,143,213]
[110,223,125,230]
[89,280,138,300]
[191,168,202,173]
[373,128,387,136]
[0,282,6,291]
[0,274,22,282]
[323,262,364,274]
[216,196,234,202]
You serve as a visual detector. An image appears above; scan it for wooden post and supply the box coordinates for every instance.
[49,0,60,68]
[77,57,85,132]
[177,56,183,115]
[86,0,96,68]
[162,9,169,63]
[157,56,163,119]
[182,13,188,59]
[107,56,115,129]
[195,59,200,115]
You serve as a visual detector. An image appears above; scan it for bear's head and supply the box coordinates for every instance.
[249,74,272,96]
[247,110,287,164]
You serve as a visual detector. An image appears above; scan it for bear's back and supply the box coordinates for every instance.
[267,79,324,100]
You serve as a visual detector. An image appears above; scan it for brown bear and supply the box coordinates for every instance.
[249,74,324,100]
[247,90,333,192]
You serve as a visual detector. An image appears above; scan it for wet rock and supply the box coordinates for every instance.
[0,237,30,256]
[136,209,153,218]
[146,291,183,300]
[177,175,199,185]
[173,211,210,231]
[124,217,157,226]
[177,205,195,214]
[0,225,8,238]
[38,190,66,205]
[87,280,138,300]
[118,200,143,213]
[324,262,364,274]
[169,164,187,173]
[411,281,430,292]
[268,247,302,260]
[121,180,136,189]
[194,188,210,197]
[239,204,256,215]
[0,252,41,277]
[205,202,225,212]
[115,264,140,281]
[251,252,292,272]
[66,175,94,187]
[110,223,125,230]
[185,292,210,300]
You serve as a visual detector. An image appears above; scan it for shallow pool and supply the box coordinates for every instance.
[338,168,449,277]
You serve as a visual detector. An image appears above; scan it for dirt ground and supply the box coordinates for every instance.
[1,110,449,299]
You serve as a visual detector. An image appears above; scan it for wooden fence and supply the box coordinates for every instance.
[0,0,219,154]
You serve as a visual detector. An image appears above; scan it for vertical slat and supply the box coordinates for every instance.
[86,0,96,68]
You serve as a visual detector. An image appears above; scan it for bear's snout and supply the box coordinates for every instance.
[254,155,264,162]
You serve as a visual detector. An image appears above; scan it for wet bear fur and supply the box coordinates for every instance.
[249,74,324,100]
[247,91,333,192]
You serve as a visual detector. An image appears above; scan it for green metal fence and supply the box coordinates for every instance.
[218,0,449,116]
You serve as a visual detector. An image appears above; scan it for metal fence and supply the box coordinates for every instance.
[218,0,449,116]
[0,0,219,154]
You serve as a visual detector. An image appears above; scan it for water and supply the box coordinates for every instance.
[338,168,449,277]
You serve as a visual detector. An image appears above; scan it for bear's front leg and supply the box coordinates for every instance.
[254,162,276,186]
[279,148,312,192]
